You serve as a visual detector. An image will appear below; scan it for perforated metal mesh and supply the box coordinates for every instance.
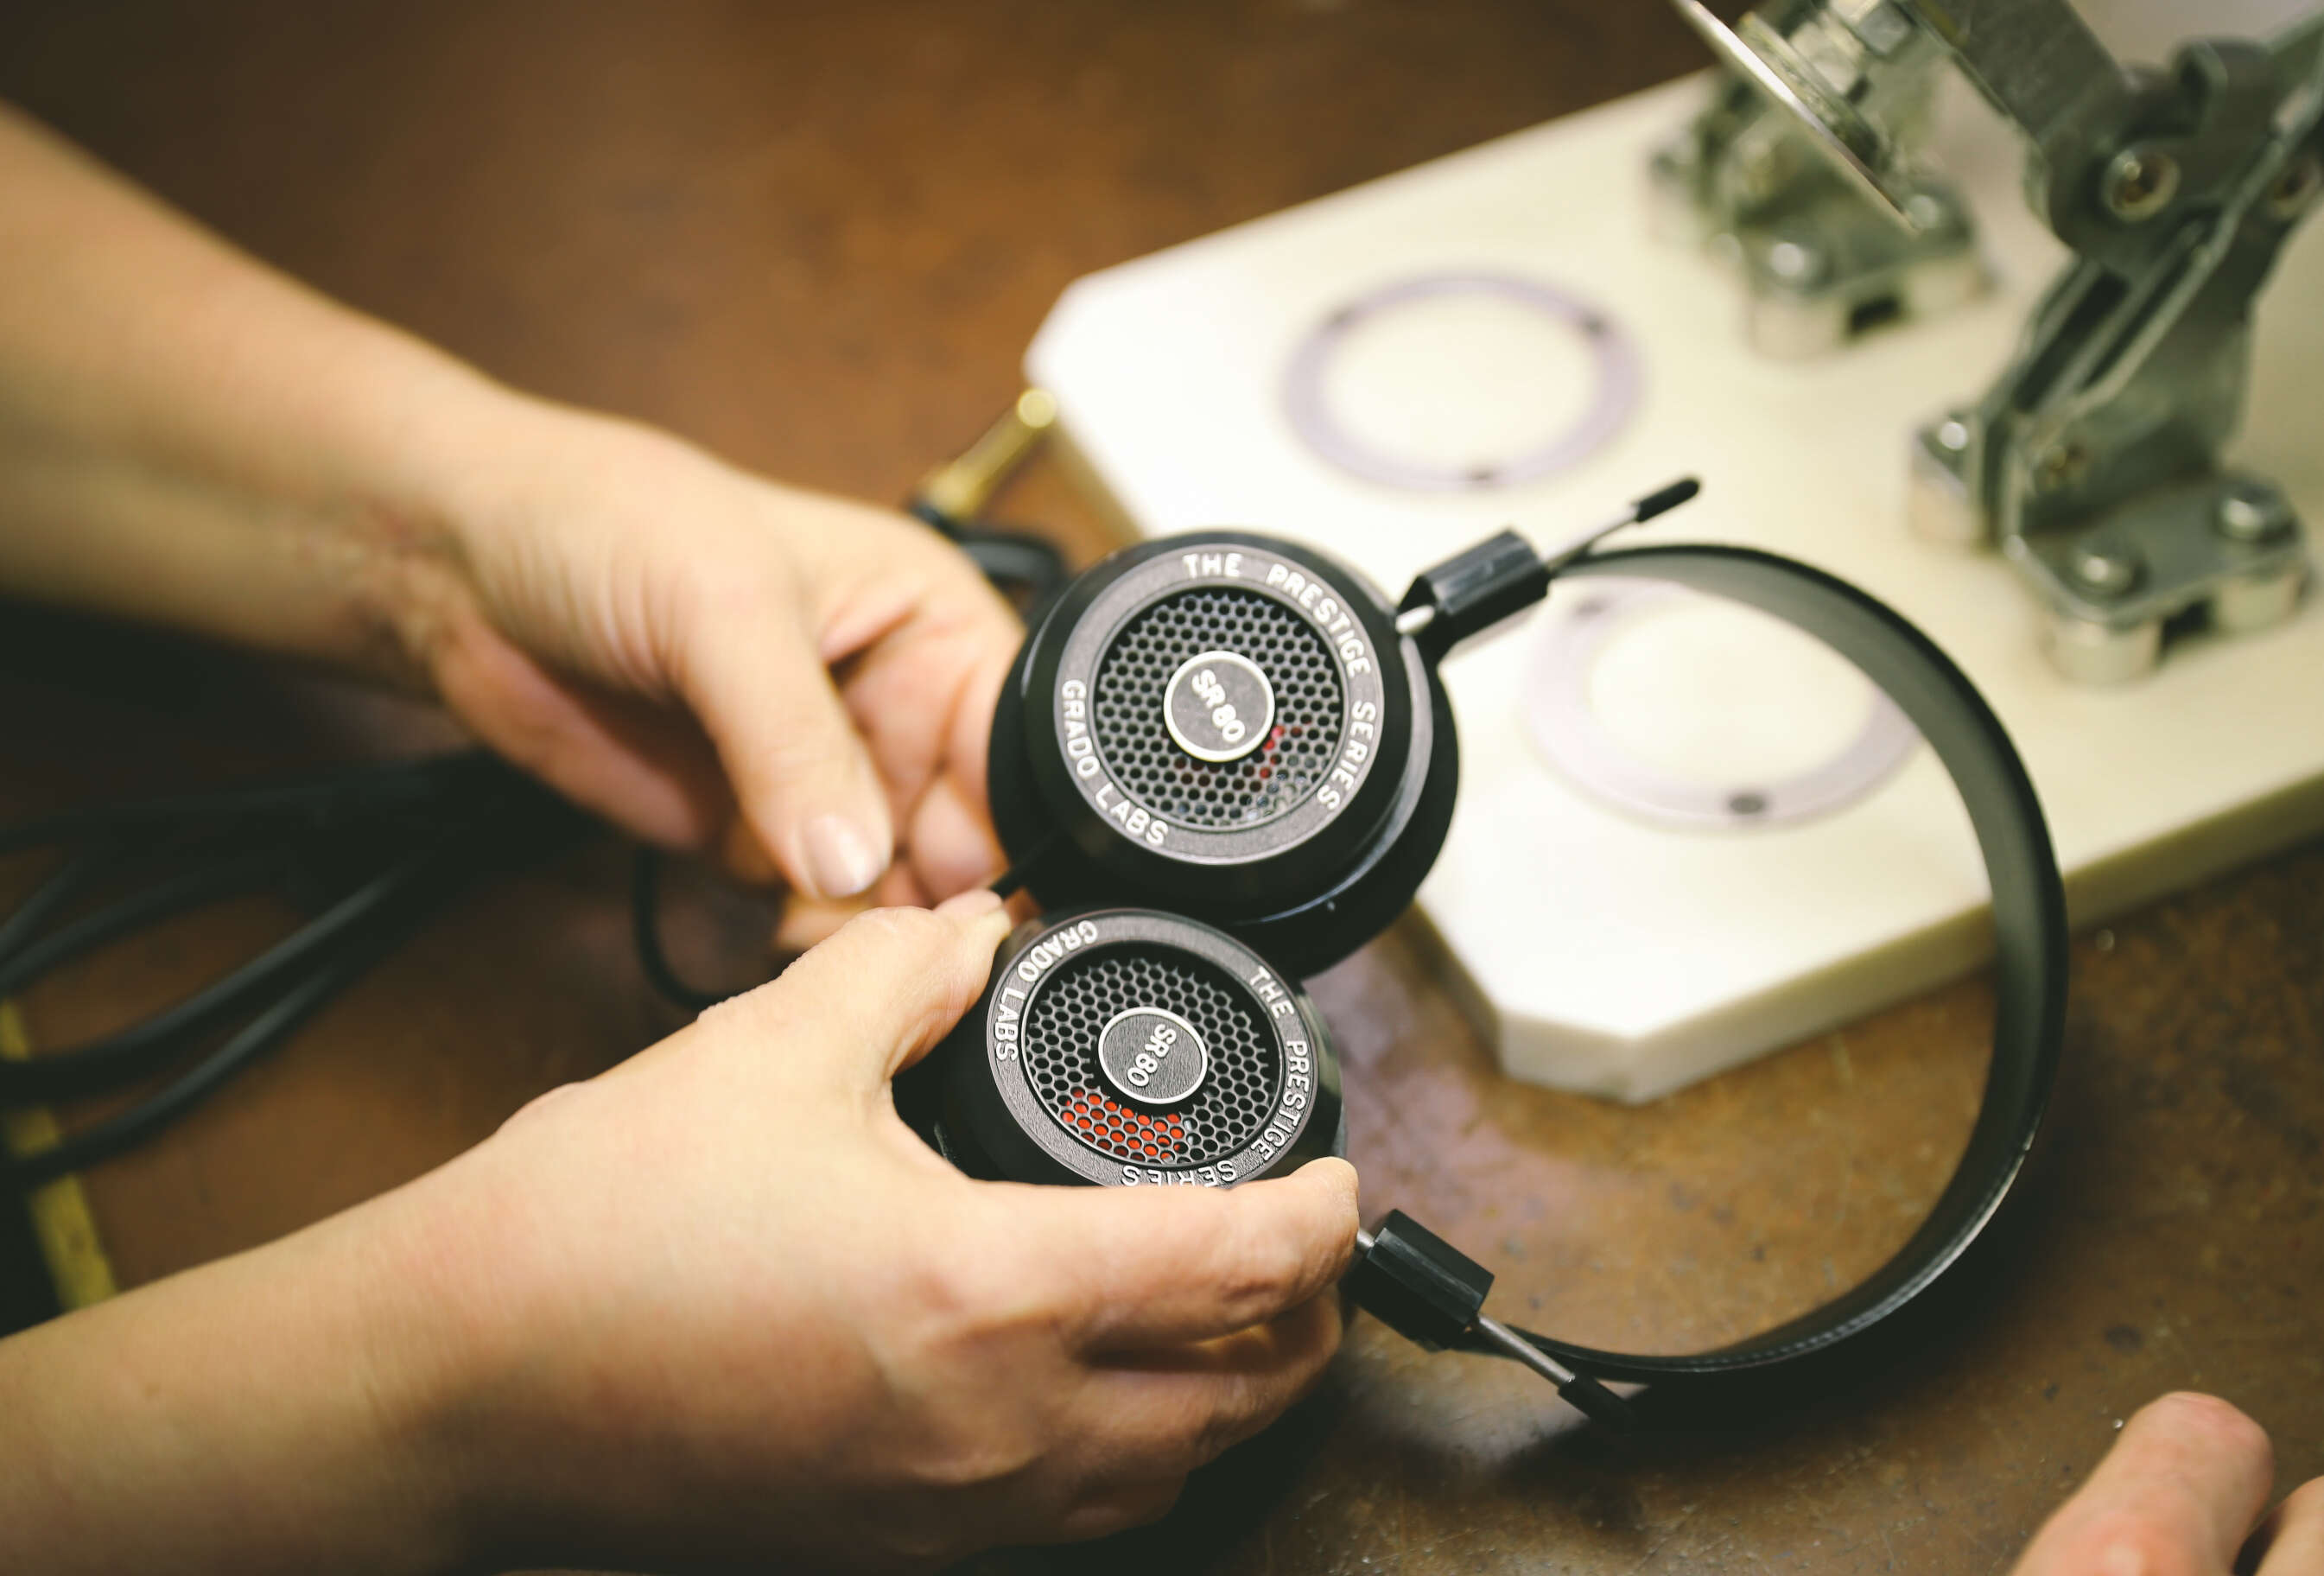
[1020,945,1283,1167]
[1092,588,1344,830]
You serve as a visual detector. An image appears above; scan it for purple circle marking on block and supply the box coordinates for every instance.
[1283,271,1642,493]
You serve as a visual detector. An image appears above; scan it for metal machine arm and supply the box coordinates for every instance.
[1672,0,2324,679]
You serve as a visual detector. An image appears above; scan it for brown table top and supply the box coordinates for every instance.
[3,5,2319,1573]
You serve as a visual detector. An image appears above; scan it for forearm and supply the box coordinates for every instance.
[0,102,531,683]
[0,1185,481,1575]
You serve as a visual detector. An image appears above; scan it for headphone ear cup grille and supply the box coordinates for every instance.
[1020,944,1282,1167]
[1094,588,1345,831]
[990,533,1440,975]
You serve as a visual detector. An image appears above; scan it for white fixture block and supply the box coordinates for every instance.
[1025,65,2324,1101]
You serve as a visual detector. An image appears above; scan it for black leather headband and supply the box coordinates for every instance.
[1476,543,2069,1388]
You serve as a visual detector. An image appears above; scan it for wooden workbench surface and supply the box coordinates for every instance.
[2,5,2318,1572]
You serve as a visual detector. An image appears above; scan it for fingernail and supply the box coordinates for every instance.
[800,814,886,899]
[937,887,1004,921]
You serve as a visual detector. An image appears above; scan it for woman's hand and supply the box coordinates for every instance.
[0,105,1022,910]
[425,891,1358,1569]
[0,894,1361,1574]
[2010,1392,2321,1575]
[405,409,1023,906]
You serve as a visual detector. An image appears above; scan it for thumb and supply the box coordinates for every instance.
[676,581,895,899]
[707,890,1010,1092]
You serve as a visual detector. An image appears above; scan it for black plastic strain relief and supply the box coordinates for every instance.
[1398,530,1550,663]
[1345,1210,1494,1350]
[906,496,962,537]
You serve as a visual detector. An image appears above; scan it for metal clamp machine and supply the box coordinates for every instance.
[1024,0,2324,1099]
[1665,0,2321,679]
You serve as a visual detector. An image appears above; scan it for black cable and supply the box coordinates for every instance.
[0,847,119,968]
[953,533,1069,601]
[986,830,1063,902]
[631,848,730,1011]
[0,850,288,1001]
[0,852,454,1103]
[0,753,494,857]
[6,920,416,1188]
[0,753,584,1189]
[906,482,1070,618]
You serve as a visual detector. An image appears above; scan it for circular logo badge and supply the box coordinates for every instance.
[1096,1006,1210,1106]
[1163,650,1275,764]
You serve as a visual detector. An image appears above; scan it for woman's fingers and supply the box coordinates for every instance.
[947,621,1013,825]
[986,1300,1338,1554]
[429,615,737,850]
[1015,1158,1359,1353]
[905,772,1005,899]
[2245,1478,2324,1575]
[771,892,876,955]
[672,569,896,901]
[1048,1478,1187,1545]
[838,611,991,820]
[2013,1393,2276,1576]
[705,898,1010,1093]
[1087,1293,1343,1465]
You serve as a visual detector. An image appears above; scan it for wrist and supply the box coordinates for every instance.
[375,386,737,688]
[314,1175,512,1573]
[324,359,562,693]
[0,1180,487,1574]
[354,1129,663,1572]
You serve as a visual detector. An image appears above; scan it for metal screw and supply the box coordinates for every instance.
[2215,482,2295,544]
[2101,146,2181,222]
[2267,153,2322,221]
[1736,137,1794,205]
[2068,537,2143,598]
[1902,191,1951,233]
[1766,238,1823,284]
[2032,442,2089,493]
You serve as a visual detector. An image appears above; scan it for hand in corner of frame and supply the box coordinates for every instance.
[2009,1391,2321,1576]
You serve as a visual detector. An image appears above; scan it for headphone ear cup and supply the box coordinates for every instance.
[926,908,1344,1188]
[985,632,1052,880]
[986,574,1132,909]
[987,534,1455,972]
[1223,657,1459,975]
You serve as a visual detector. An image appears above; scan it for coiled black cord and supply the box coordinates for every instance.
[0,753,587,1185]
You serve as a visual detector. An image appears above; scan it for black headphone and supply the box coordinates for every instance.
[905,485,2068,1428]
[983,528,1457,976]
